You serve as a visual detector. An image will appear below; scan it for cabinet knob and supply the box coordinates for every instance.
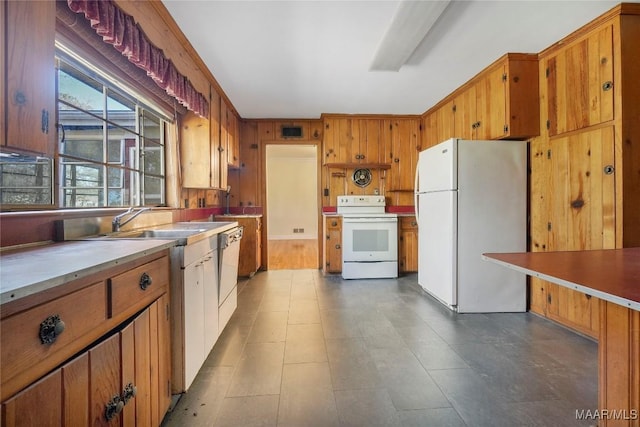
[335,244,341,249]
[139,272,153,290]
[105,395,124,421]
[39,314,66,345]
[602,81,613,91]
[331,221,337,226]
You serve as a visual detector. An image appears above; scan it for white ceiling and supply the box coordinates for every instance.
[161,0,630,119]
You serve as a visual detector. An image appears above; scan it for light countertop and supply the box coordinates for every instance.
[1,239,175,305]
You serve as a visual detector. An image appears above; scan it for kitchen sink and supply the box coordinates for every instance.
[109,229,206,239]
[100,222,238,246]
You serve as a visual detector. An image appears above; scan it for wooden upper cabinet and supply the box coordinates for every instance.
[323,117,352,164]
[425,53,539,142]
[4,0,56,155]
[475,64,507,140]
[180,111,211,188]
[209,89,221,189]
[544,24,614,136]
[227,110,240,169]
[422,100,455,149]
[352,119,386,164]
[389,119,420,191]
[238,121,260,208]
[452,85,476,140]
[323,117,393,165]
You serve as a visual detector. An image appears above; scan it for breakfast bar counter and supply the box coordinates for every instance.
[483,248,640,427]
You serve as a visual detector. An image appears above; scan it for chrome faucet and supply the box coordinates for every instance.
[112,207,151,232]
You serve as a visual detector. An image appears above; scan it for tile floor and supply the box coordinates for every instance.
[161,270,598,427]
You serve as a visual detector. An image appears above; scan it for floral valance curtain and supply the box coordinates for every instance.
[67,0,209,118]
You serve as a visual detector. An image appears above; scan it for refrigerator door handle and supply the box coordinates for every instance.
[414,163,420,223]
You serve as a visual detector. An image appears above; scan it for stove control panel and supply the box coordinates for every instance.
[337,195,386,207]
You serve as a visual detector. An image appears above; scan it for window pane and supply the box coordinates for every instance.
[59,105,105,162]
[107,89,136,133]
[142,111,162,144]
[63,188,103,208]
[0,155,52,205]
[143,175,164,206]
[58,63,104,114]
[142,140,163,175]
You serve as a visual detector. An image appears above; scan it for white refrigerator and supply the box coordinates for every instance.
[414,138,527,313]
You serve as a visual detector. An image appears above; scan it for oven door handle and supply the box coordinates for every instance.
[342,217,398,223]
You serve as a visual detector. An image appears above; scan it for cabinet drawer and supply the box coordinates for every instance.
[110,255,169,318]
[400,217,418,230]
[1,282,106,394]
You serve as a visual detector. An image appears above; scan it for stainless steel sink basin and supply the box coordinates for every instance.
[108,229,205,239]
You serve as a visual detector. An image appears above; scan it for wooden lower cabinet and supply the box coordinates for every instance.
[1,252,171,427]
[323,215,418,274]
[1,298,170,427]
[398,216,418,273]
[598,302,640,427]
[323,216,342,273]
[213,215,262,276]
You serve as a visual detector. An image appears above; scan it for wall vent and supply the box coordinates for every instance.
[281,126,303,138]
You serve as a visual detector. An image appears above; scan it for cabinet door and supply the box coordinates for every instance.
[156,294,172,422]
[183,262,205,390]
[5,0,55,155]
[323,118,352,164]
[424,101,455,149]
[181,111,211,188]
[355,119,382,163]
[325,217,342,273]
[2,370,62,427]
[220,101,229,189]
[545,127,614,337]
[62,354,90,426]
[89,334,121,427]
[475,65,507,140]
[238,121,260,208]
[389,119,420,191]
[210,89,221,189]
[202,251,219,353]
[227,111,240,168]
[399,217,418,273]
[453,86,476,140]
[545,24,614,136]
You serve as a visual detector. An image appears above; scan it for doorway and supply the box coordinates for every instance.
[265,144,318,269]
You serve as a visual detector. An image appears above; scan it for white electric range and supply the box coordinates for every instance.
[337,195,398,279]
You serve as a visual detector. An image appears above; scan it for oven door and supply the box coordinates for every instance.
[342,216,398,262]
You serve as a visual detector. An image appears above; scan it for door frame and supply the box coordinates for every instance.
[261,141,322,269]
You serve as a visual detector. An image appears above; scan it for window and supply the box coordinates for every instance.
[57,54,167,208]
[0,154,53,205]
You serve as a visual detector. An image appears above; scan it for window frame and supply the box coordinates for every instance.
[55,46,171,209]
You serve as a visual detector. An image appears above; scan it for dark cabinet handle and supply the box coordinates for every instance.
[122,383,137,404]
[105,395,124,421]
[39,314,66,345]
[331,221,337,226]
[411,221,417,227]
[41,109,49,134]
[139,272,152,290]
[602,81,613,91]
[335,244,341,249]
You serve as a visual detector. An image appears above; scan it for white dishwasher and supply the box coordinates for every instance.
[218,226,243,335]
